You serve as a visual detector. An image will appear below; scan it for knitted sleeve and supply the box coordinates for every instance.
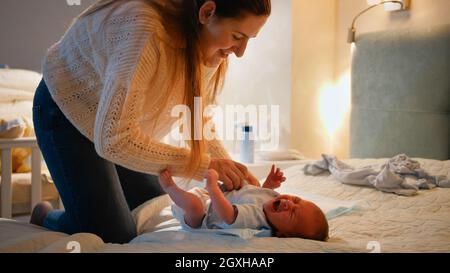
[94,22,210,180]
[207,138,232,160]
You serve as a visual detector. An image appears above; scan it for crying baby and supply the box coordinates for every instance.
[158,165,329,241]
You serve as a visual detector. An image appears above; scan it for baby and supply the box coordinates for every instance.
[158,165,329,241]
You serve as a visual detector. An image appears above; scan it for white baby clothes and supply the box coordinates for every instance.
[172,184,279,231]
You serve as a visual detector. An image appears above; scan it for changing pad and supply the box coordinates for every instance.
[131,165,358,241]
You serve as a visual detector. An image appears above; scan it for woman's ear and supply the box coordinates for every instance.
[198,1,216,25]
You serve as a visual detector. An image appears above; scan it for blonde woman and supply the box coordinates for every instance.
[30,0,271,243]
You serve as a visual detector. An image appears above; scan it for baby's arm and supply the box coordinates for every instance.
[262,165,286,189]
[205,170,237,225]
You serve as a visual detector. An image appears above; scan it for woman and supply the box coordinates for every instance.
[31,0,271,243]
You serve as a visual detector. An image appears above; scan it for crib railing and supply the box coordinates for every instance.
[0,137,42,218]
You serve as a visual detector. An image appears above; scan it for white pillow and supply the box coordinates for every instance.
[0,87,34,103]
[0,101,33,121]
[0,68,42,93]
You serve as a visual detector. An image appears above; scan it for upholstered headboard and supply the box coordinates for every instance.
[350,24,450,160]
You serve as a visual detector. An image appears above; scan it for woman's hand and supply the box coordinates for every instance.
[208,158,248,191]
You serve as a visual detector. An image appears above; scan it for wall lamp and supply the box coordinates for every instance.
[347,0,407,43]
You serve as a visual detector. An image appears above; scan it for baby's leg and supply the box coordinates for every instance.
[158,170,205,228]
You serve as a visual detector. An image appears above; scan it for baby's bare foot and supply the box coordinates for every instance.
[205,169,219,189]
[158,169,176,191]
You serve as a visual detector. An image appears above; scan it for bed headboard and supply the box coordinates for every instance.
[350,24,450,160]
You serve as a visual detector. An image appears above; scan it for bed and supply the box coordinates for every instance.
[1,157,449,253]
[0,24,449,253]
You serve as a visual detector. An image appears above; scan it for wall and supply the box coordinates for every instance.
[292,0,450,159]
[0,0,293,160]
[0,0,96,72]
[218,0,292,157]
[4,0,448,159]
[292,0,339,158]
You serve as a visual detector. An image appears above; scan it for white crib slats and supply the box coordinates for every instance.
[1,148,12,218]
[31,147,42,211]
[0,137,44,219]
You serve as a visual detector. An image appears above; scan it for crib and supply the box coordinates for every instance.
[0,68,62,219]
[0,137,42,218]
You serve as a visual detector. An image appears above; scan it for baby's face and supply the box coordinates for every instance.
[263,194,328,239]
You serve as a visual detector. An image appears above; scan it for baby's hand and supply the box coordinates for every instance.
[262,165,286,189]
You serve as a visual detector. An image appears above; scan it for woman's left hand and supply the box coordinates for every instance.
[209,159,248,190]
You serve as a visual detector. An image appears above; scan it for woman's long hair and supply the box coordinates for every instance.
[76,0,271,179]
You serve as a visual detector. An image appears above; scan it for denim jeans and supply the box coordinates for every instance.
[32,79,165,243]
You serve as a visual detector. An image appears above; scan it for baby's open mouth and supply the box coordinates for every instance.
[273,200,281,211]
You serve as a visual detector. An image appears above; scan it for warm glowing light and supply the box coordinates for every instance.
[351,42,356,55]
[319,72,351,139]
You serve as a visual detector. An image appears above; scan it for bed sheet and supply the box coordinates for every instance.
[125,158,450,253]
[1,158,449,252]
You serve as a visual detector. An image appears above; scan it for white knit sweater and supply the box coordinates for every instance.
[42,0,230,180]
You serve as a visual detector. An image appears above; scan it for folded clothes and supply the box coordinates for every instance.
[304,154,450,196]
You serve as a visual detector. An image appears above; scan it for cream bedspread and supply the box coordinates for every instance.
[1,158,449,253]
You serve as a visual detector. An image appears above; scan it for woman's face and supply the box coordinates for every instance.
[198,2,269,67]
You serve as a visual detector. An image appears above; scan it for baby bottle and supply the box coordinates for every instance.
[239,125,254,164]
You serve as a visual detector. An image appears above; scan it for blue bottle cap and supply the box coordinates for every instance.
[242,125,252,132]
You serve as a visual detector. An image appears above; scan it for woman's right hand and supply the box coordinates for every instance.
[208,158,248,191]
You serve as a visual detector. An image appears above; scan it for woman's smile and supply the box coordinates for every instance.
[219,50,229,59]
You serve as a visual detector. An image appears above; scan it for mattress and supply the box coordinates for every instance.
[0,170,59,215]
[1,158,449,253]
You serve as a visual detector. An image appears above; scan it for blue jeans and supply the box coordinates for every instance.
[32,79,165,243]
